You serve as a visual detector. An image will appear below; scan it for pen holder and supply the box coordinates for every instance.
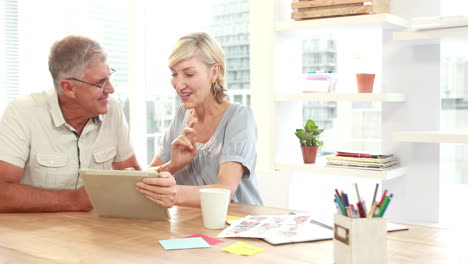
[333,214,387,264]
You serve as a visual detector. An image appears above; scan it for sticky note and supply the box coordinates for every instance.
[184,234,224,245]
[226,215,243,222]
[223,241,264,256]
[159,237,210,250]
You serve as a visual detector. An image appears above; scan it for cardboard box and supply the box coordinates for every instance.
[333,214,387,264]
[291,0,390,21]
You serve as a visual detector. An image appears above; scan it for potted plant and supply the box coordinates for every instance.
[295,119,324,164]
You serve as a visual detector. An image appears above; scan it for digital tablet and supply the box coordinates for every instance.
[80,169,170,221]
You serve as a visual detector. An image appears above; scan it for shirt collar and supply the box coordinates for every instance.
[46,88,102,128]
[47,89,66,128]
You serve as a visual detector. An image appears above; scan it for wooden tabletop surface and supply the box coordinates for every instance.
[0,203,467,264]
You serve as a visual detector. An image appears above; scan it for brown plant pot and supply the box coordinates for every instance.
[356,73,375,93]
[301,146,318,164]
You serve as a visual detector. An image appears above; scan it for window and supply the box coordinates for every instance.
[141,0,252,164]
[0,0,252,166]
[0,0,19,114]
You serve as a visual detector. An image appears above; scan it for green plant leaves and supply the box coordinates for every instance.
[304,119,317,133]
[294,119,324,147]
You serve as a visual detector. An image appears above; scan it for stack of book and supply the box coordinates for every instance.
[326,151,399,171]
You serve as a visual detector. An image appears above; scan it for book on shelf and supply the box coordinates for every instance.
[327,159,399,170]
[327,151,400,171]
[335,151,393,159]
[327,155,396,164]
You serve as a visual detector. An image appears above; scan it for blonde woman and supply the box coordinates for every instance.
[136,32,262,207]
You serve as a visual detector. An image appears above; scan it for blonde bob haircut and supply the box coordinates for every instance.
[169,32,227,103]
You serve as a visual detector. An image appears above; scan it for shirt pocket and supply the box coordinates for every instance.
[93,146,116,169]
[35,152,70,189]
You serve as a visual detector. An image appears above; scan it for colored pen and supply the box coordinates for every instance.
[356,201,366,218]
[342,193,350,217]
[378,189,388,207]
[367,201,378,218]
[334,194,347,216]
[372,183,379,204]
[342,193,349,207]
[377,193,393,217]
[354,183,361,202]
[335,189,344,205]
[361,200,368,216]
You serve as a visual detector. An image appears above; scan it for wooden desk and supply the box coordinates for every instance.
[0,203,467,264]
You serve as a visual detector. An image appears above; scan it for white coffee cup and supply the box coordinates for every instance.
[199,188,231,229]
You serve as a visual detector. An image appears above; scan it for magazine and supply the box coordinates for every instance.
[217,214,333,245]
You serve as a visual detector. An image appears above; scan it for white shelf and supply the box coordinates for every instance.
[393,27,468,41]
[276,14,408,31]
[393,130,468,144]
[275,163,406,180]
[274,92,407,102]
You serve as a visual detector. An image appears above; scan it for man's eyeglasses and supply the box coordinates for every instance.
[66,68,116,89]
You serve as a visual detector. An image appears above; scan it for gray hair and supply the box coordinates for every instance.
[169,32,227,103]
[48,35,107,94]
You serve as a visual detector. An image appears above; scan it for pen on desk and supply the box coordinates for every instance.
[334,194,346,216]
[361,200,368,216]
[378,189,388,207]
[377,193,393,217]
[356,201,366,218]
[342,193,350,217]
[354,183,361,202]
[350,204,357,218]
[367,202,378,218]
[335,189,344,205]
[372,183,379,204]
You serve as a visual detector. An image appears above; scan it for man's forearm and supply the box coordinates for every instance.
[0,183,92,213]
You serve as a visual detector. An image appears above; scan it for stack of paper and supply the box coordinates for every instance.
[326,151,399,171]
[217,214,333,245]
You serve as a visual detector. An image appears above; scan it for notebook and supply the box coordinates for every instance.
[80,169,170,221]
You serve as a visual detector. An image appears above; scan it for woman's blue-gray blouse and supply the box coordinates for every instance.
[158,103,263,205]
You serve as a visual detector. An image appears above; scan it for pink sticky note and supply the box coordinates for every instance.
[184,234,224,245]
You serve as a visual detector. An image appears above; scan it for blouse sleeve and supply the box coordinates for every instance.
[220,106,257,179]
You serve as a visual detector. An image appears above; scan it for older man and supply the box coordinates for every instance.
[0,35,175,212]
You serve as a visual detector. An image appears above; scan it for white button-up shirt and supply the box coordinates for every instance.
[0,89,134,189]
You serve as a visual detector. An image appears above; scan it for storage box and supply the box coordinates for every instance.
[291,0,390,21]
[333,214,387,264]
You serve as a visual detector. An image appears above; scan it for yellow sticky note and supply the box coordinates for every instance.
[223,241,264,256]
[226,215,242,222]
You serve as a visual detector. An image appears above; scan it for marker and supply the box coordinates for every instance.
[335,189,343,205]
[371,183,379,204]
[354,183,361,202]
[334,194,347,216]
[356,201,366,218]
[367,201,378,218]
[377,193,393,217]
[378,189,388,207]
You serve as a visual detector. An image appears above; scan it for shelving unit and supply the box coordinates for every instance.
[249,0,435,224]
[394,130,468,144]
